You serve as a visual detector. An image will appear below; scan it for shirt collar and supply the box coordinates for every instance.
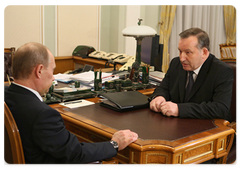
[12,82,43,102]
[193,64,202,75]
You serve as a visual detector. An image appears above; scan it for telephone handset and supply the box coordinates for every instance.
[119,56,136,71]
[72,45,95,58]
[88,51,107,59]
[102,53,119,60]
[113,54,131,63]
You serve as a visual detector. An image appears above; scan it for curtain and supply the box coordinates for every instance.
[223,6,236,44]
[159,5,176,73]
[169,6,226,61]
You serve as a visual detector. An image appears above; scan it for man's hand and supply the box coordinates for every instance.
[111,130,138,151]
[160,101,179,117]
[150,96,179,117]
[150,96,166,112]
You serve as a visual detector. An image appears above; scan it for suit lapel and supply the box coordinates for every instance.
[179,67,187,102]
[188,54,213,101]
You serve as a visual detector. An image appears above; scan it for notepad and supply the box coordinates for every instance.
[59,99,95,109]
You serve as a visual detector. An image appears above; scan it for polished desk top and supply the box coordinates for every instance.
[51,99,235,164]
[62,104,217,141]
[53,103,232,147]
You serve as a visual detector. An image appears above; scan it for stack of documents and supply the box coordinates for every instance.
[53,87,91,93]
[54,71,119,88]
[54,73,73,83]
[149,71,165,86]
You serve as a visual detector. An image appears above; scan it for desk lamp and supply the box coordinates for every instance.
[122,19,156,83]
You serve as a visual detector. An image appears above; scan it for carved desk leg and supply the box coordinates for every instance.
[217,133,235,164]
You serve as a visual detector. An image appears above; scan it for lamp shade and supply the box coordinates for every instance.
[122,25,156,37]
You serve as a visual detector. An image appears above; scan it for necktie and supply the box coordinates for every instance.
[184,71,194,102]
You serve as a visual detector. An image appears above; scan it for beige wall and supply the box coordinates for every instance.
[4,6,42,49]
[57,6,99,56]
[4,5,158,57]
[4,5,99,56]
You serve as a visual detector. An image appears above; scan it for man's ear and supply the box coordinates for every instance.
[35,64,44,79]
[203,47,209,55]
[202,47,209,58]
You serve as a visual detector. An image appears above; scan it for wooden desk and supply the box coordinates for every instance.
[54,56,123,74]
[50,100,235,164]
[73,56,123,70]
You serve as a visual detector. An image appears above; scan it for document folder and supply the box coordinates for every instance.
[100,91,149,111]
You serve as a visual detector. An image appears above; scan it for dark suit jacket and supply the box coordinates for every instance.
[5,83,117,164]
[150,54,233,121]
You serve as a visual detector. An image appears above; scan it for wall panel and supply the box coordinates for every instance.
[4,5,41,49]
[57,5,99,56]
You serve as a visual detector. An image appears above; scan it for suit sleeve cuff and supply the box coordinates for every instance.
[148,95,158,102]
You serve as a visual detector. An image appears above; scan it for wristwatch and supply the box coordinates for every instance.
[110,140,119,151]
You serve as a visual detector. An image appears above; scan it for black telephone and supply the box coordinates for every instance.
[68,64,94,74]
[72,45,95,58]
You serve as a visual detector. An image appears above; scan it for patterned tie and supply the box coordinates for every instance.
[184,71,194,102]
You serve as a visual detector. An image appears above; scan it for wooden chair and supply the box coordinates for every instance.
[4,47,15,81]
[4,102,25,164]
[219,43,236,61]
[219,43,236,164]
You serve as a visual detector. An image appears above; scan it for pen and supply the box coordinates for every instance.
[64,100,82,105]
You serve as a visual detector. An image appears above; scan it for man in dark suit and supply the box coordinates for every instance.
[5,42,138,163]
[149,28,233,122]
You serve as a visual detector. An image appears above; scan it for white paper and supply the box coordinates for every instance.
[149,71,165,82]
[53,86,91,93]
[54,87,77,93]
[70,71,113,83]
[54,73,73,83]
[70,71,119,87]
[54,71,119,88]
[59,99,95,109]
